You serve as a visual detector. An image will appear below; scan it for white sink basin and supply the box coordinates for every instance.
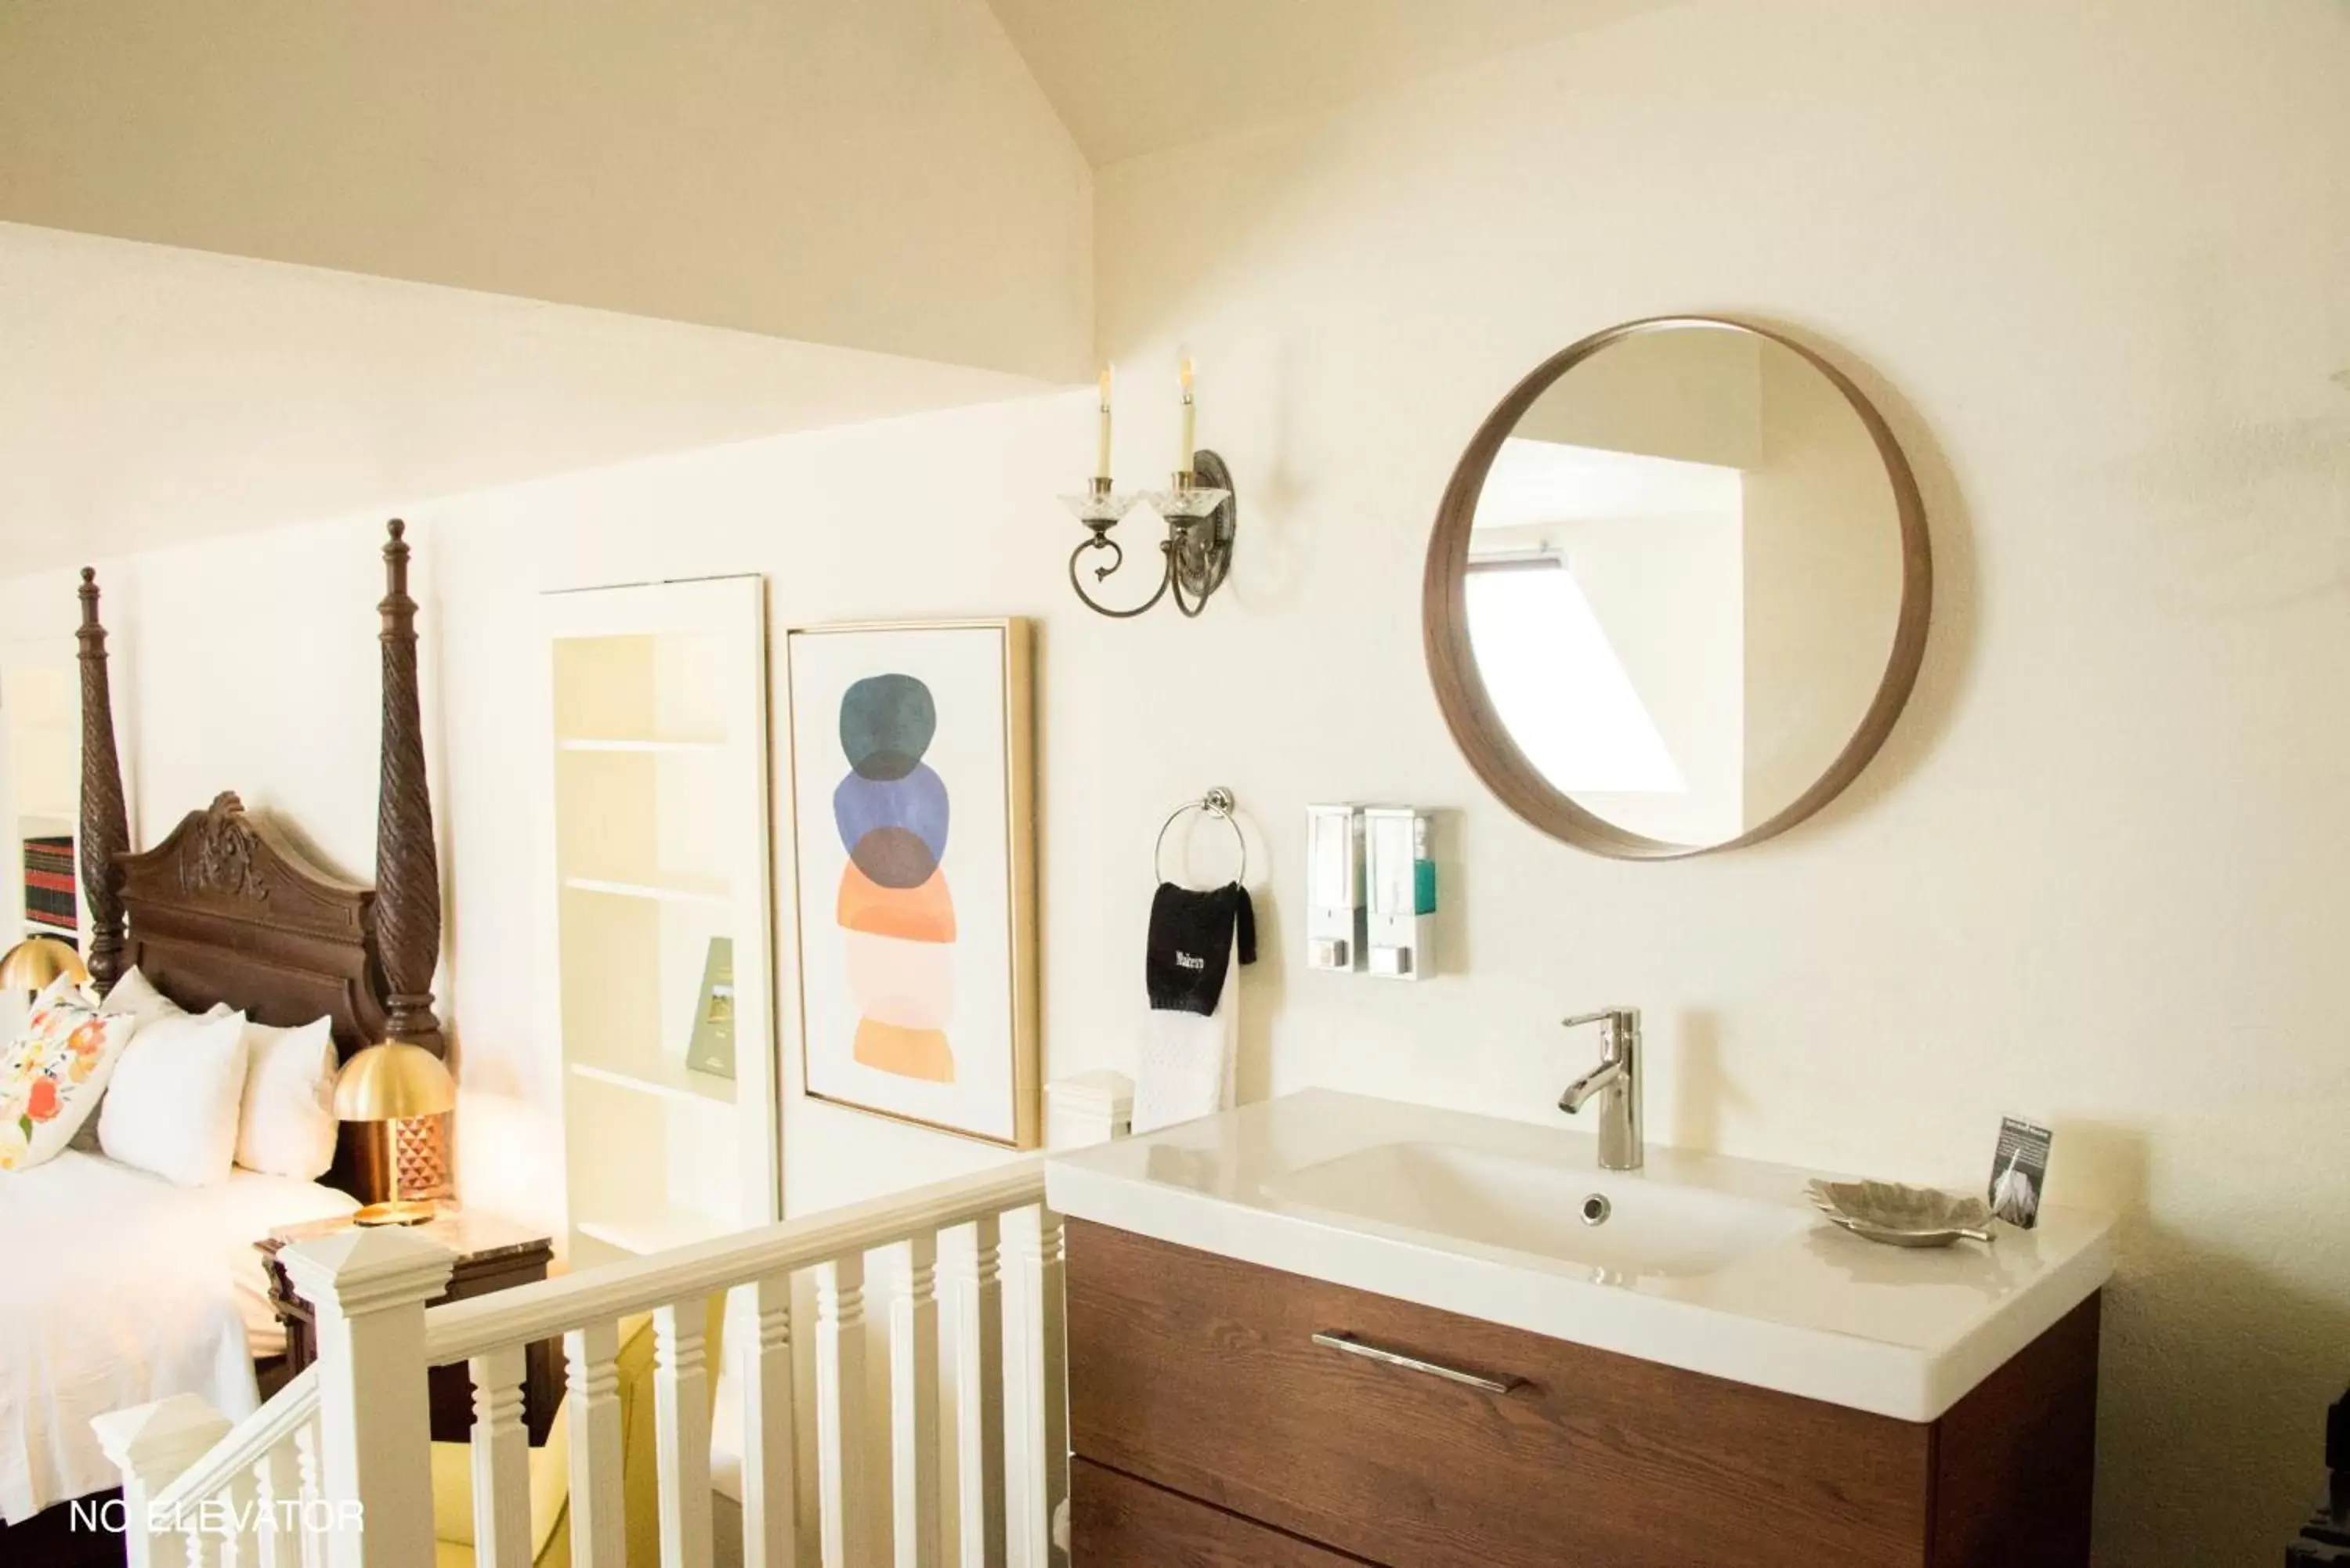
[1265,1139,1810,1281]
[1045,1089,2115,1422]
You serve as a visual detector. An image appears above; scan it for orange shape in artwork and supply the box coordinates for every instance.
[853,1018,956,1083]
[837,862,956,943]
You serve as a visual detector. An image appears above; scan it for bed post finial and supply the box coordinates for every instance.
[77,568,132,992]
[374,518,444,1053]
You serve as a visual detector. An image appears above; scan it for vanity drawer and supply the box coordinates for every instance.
[1073,1458,1378,1566]
[1066,1219,1935,1568]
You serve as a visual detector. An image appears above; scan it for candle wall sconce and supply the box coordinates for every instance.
[1060,451,1238,619]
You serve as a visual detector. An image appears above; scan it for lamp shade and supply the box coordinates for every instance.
[0,937,89,995]
[333,1039,455,1122]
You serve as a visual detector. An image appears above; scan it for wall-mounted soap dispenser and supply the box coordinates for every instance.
[1363,807,1437,980]
[1304,804,1365,971]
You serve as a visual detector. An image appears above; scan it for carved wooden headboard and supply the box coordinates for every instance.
[74,521,449,1201]
[116,793,389,1055]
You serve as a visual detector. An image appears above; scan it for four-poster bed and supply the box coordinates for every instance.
[79,518,449,1197]
[0,519,452,1539]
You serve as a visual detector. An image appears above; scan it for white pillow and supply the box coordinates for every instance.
[235,1017,339,1180]
[99,965,185,1024]
[99,1009,251,1186]
[85,968,237,1150]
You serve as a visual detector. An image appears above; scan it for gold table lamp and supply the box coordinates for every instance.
[0,937,90,997]
[333,1039,456,1226]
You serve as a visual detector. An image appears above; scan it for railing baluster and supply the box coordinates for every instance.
[565,1320,628,1568]
[738,1275,800,1567]
[889,1234,942,1567]
[1003,1209,1068,1568]
[219,1466,259,1567]
[293,1417,324,1568]
[254,1444,301,1568]
[467,1344,533,1567]
[654,1296,717,1568]
[815,1253,870,1568]
[1034,1212,1068,1568]
[1000,1219,1035,1568]
[942,1216,1006,1568]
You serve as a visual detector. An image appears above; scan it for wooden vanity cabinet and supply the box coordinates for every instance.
[1066,1219,2098,1568]
[1076,1458,1378,1566]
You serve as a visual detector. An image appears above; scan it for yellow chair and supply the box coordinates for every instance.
[430,1301,728,1568]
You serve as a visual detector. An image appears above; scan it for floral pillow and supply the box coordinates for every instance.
[0,976,139,1172]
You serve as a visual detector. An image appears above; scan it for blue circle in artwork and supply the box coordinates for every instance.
[840,675,937,782]
[833,762,949,868]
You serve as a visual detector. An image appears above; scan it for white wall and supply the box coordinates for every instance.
[1090,2,2350,1561]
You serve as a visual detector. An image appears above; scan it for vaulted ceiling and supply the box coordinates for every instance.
[0,0,1096,385]
[983,0,1679,165]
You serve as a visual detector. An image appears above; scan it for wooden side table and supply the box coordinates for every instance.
[259,1206,561,1445]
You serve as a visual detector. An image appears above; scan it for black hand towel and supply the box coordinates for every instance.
[1145,881,1257,1017]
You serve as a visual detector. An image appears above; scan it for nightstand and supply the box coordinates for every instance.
[259,1207,561,1444]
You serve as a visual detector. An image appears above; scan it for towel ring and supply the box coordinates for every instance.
[1155,787,1247,887]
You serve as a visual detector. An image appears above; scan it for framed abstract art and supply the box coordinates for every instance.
[785,618,1039,1147]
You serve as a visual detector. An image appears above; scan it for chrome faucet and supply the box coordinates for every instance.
[1558,1008,1642,1171]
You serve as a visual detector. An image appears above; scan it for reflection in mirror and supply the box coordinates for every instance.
[1458,322,1913,851]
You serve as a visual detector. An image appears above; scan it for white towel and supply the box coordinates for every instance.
[1132,932,1239,1135]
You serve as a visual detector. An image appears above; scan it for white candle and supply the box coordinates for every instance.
[1095,367,1113,482]
[1178,357,1196,476]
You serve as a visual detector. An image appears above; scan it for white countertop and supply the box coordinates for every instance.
[1045,1089,2114,1422]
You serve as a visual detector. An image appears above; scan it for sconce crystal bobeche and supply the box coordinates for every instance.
[1059,451,1238,620]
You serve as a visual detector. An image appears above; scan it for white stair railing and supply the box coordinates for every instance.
[92,1366,331,1568]
[98,1158,1068,1568]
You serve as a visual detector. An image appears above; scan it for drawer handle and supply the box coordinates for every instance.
[1311,1331,1524,1395]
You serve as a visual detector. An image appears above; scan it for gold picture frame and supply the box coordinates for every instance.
[783,617,1038,1148]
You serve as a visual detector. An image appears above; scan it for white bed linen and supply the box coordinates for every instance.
[0,1151,356,1523]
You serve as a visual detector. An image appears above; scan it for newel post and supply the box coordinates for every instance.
[91,1394,234,1568]
[280,1226,455,1568]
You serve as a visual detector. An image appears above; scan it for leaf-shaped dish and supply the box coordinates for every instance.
[1806,1178,1996,1248]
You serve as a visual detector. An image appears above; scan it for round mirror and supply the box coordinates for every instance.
[1424,318,1929,858]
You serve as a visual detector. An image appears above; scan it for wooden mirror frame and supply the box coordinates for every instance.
[1423,316,1932,859]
